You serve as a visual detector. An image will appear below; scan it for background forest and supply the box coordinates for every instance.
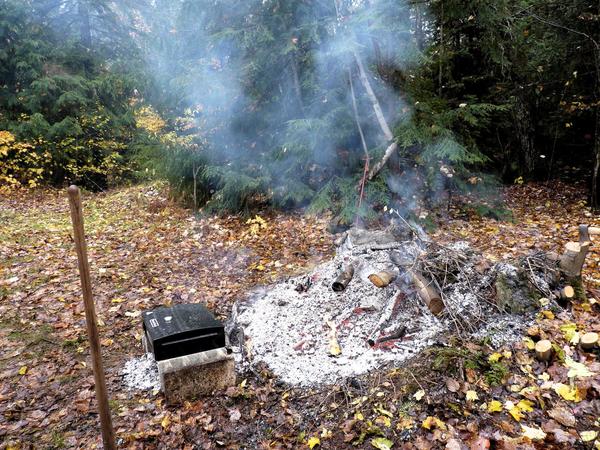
[1,0,599,220]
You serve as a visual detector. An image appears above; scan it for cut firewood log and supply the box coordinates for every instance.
[368,270,396,288]
[580,332,598,351]
[332,264,354,292]
[535,339,553,362]
[554,285,575,300]
[559,241,590,278]
[579,224,600,243]
[409,271,444,315]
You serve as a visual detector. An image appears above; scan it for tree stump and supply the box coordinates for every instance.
[535,339,553,362]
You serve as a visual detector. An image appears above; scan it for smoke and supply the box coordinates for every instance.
[139,0,423,210]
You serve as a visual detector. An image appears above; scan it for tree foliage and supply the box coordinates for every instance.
[1,0,599,212]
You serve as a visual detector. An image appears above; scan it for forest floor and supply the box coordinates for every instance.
[1,181,599,449]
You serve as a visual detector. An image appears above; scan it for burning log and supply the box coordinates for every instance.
[367,325,407,347]
[368,270,396,288]
[409,271,444,315]
[332,264,355,292]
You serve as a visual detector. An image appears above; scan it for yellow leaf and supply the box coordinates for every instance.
[161,414,171,429]
[422,416,446,431]
[371,437,393,450]
[240,379,247,389]
[581,431,598,442]
[553,383,581,402]
[516,399,534,412]
[354,411,364,421]
[509,406,524,421]
[541,310,555,319]
[521,424,547,441]
[502,351,512,359]
[560,323,578,343]
[488,353,502,363]
[255,264,265,271]
[111,297,126,303]
[487,400,502,413]
[523,337,535,350]
[307,436,320,448]
[18,366,27,375]
[466,390,479,401]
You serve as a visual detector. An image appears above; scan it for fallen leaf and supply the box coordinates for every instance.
[521,424,547,441]
[466,390,479,401]
[488,353,502,363]
[371,437,393,450]
[553,383,582,402]
[565,357,595,379]
[229,408,241,422]
[422,416,446,431]
[547,406,575,427]
[414,389,425,401]
[581,431,598,442]
[446,378,460,392]
[18,366,27,376]
[487,400,502,413]
[307,436,320,448]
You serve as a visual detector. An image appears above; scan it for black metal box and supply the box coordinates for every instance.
[142,303,225,361]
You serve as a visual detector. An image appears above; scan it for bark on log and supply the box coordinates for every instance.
[368,270,396,288]
[535,339,553,362]
[559,241,590,278]
[409,271,444,315]
[580,332,598,351]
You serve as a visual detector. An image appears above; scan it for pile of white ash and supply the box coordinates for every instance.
[229,227,557,386]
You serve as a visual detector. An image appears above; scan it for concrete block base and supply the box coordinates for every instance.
[158,348,235,404]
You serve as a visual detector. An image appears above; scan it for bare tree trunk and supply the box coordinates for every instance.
[192,161,201,213]
[438,1,444,97]
[352,50,394,141]
[78,1,92,49]
[514,94,536,175]
[352,50,398,180]
[415,3,424,51]
[592,48,600,209]
[290,54,305,116]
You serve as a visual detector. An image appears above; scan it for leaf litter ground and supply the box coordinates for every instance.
[1,181,599,449]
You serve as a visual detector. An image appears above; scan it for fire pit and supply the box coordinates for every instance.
[228,226,556,386]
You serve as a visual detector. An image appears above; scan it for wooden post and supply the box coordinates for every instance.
[68,186,116,450]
